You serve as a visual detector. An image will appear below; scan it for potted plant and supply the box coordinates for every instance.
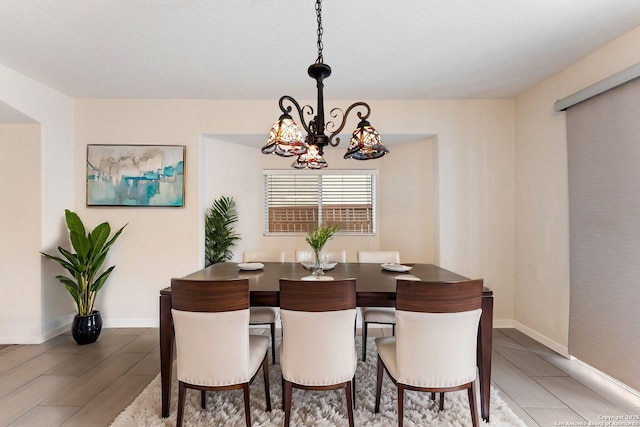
[41,209,126,344]
[305,224,340,276]
[204,195,241,266]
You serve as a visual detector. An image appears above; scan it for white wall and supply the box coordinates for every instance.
[514,26,640,354]
[74,98,515,327]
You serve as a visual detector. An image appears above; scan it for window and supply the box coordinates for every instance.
[263,170,376,234]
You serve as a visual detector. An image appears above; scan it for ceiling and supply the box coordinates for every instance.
[2,0,640,121]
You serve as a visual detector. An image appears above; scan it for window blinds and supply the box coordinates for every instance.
[263,172,376,234]
[566,76,640,392]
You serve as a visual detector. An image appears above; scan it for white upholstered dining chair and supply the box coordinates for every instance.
[242,250,285,364]
[279,278,358,427]
[357,250,400,361]
[294,249,347,263]
[170,278,271,427]
[243,250,285,264]
[375,278,483,427]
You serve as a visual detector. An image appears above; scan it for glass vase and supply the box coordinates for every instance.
[311,249,327,277]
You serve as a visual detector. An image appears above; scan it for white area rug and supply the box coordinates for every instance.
[111,337,525,426]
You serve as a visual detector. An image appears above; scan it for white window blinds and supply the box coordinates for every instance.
[263,171,376,234]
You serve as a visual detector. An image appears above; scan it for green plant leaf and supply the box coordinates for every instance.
[57,247,79,267]
[41,252,75,271]
[91,266,115,293]
[56,275,82,311]
[90,222,111,253]
[41,210,125,317]
[305,224,340,251]
[88,249,108,276]
[70,230,90,261]
[65,209,85,237]
[56,275,81,292]
[205,196,240,266]
[103,224,126,251]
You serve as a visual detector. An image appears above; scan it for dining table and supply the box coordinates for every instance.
[159,261,494,421]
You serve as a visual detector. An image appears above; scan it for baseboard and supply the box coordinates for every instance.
[493,318,515,328]
[0,320,42,344]
[512,320,570,358]
[102,318,160,328]
[41,313,75,342]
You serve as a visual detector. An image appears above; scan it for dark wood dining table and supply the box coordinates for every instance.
[159,262,494,421]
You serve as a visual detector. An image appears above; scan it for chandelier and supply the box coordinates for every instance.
[261,0,388,169]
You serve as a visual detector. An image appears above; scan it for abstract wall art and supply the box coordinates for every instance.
[86,144,185,207]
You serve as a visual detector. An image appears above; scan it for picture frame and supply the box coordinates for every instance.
[86,144,185,207]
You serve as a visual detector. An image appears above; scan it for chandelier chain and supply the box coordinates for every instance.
[315,0,323,64]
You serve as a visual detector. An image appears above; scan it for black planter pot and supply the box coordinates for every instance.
[72,310,103,345]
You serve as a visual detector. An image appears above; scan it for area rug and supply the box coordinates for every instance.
[111,337,525,426]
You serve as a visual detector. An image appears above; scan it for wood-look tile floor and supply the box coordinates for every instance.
[0,328,159,427]
[1,327,639,426]
[492,329,640,426]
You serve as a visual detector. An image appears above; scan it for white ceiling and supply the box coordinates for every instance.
[1,1,640,112]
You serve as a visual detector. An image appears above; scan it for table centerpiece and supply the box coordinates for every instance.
[305,224,340,277]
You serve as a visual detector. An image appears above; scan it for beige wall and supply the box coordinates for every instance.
[0,64,74,344]
[378,138,438,264]
[514,26,640,354]
[2,21,640,348]
[203,136,437,264]
[0,124,42,340]
[74,98,515,327]
[6,25,638,346]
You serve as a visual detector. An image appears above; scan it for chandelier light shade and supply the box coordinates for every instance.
[292,143,327,169]
[262,114,306,157]
[262,0,388,169]
[344,119,388,160]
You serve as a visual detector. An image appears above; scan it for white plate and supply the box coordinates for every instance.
[301,262,337,271]
[381,263,412,272]
[238,262,264,271]
[394,274,420,281]
[301,275,335,281]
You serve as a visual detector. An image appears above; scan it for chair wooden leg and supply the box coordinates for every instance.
[177,381,186,427]
[375,356,384,413]
[439,392,445,410]
[362,321,368,361]
[430,391,435,400]
[352,376,356,408]
[270,322,276,364]
[200,390,206,409]
[345,381,355,427]
[262,354,271,412]
[281,377,285,409]
[468,385,480,427]
[242,383,251,427]
[284,380,293,427]
[398,384,405,427]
